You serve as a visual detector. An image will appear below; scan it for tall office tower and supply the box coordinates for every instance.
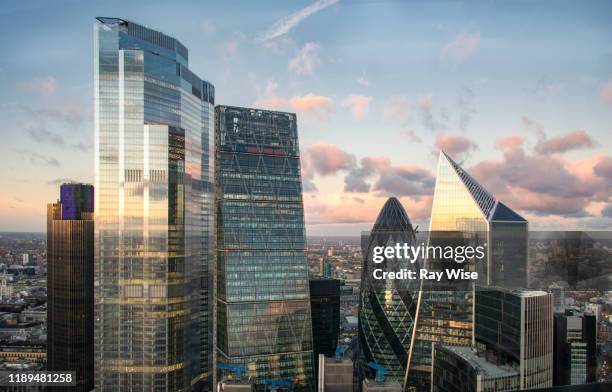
[358,197,419,383]
[94,18,215,391]
[553,309,598,386]
[309,278,341,363]
[474,287,553,389]
[215,106,314,390]
[406,151,528,391]
[47,183,94,392]
[431,344,519,392]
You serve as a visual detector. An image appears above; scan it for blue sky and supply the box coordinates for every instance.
[1,0,611,234]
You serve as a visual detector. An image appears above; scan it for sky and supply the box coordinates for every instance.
[0,0,611,235]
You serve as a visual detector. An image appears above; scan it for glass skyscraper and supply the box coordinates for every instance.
[215,106,314,390]
[47,183,94,392]
[405,151,527,391]
[94,18,215,391]
[358,197,419,382]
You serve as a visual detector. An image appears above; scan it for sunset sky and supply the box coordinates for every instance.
[1,0,611,235]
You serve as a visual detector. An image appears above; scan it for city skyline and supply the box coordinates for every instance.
[1,1,612,236]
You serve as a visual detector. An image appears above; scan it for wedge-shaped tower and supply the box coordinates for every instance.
[405,151,528,391]
[358,197,420,382]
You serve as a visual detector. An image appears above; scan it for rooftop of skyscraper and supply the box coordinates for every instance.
[437,345,519,379]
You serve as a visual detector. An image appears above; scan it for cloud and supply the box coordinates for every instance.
[495,135,525,155]
[15,150,60,167]
[440,32,480,66]
[468,140,612,218]
[593,156,612,180]
[303,143,356,177]
[304,194,432,225]
[457,86,476,131]
[253,80,287,110]
[18,76,58,95]
[259,0,340,42]
[290,93,333,121]
[599,80,612,105]
[26,126,64,146]
[357,75,370,86]
[534,130,595,155]
[343,94,372,119]
[521,115,546,140]
[288,42,321,76]
[344,156,434,197]
[400,129,422,144]
[383,96,411,123]
[71,141,92,152]
[21,100,88,125]
[434,133,478,160]
[419,95,445,131]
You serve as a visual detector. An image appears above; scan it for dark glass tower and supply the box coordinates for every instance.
[358,197,419,383]
[94,18,215,391]
[215,106,314,390]
[309,278,341,364]
[47,183,94,392]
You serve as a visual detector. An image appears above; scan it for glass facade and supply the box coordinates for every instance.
[406,151,528,391]
[215,106,314,390]
[47,184,95,392]
[358,197,419,382]
[94,18,215,391]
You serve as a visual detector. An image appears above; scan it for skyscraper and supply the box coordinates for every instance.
[553,309,597,386]
[215,106,314,390]
[406,151,528,391]
[47,183,94,392]
[309,278,341,364]
[94,18,215,391]
[475,287,553,389]
[358,197,419,383]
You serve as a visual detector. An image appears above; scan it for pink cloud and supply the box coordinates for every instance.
[253,80,287,110]
[521,115,546,140]
[343,94,372,119]
[383,96,411,123]
[599,81,612,105]
[400,129,422,143]
[19,76,58,95]
[288,42,320,76]
[303,143,356,177]
[290,93,333,121]
[434,133,478,158]
[534,129,595,155]
[440,32,480,66]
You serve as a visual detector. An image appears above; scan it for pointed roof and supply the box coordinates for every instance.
[372,197,414,232]
[440,151,526,223]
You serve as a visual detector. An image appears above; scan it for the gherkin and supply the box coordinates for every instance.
[358,197,420,382]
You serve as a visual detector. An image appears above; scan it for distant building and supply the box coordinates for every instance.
[47,183,94,392]
[553,309,598,385]
[474,286,553,389]
[317,354,353,392]
[432,344,519,392]
[21,254,29,265]
[310,278,341,363]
